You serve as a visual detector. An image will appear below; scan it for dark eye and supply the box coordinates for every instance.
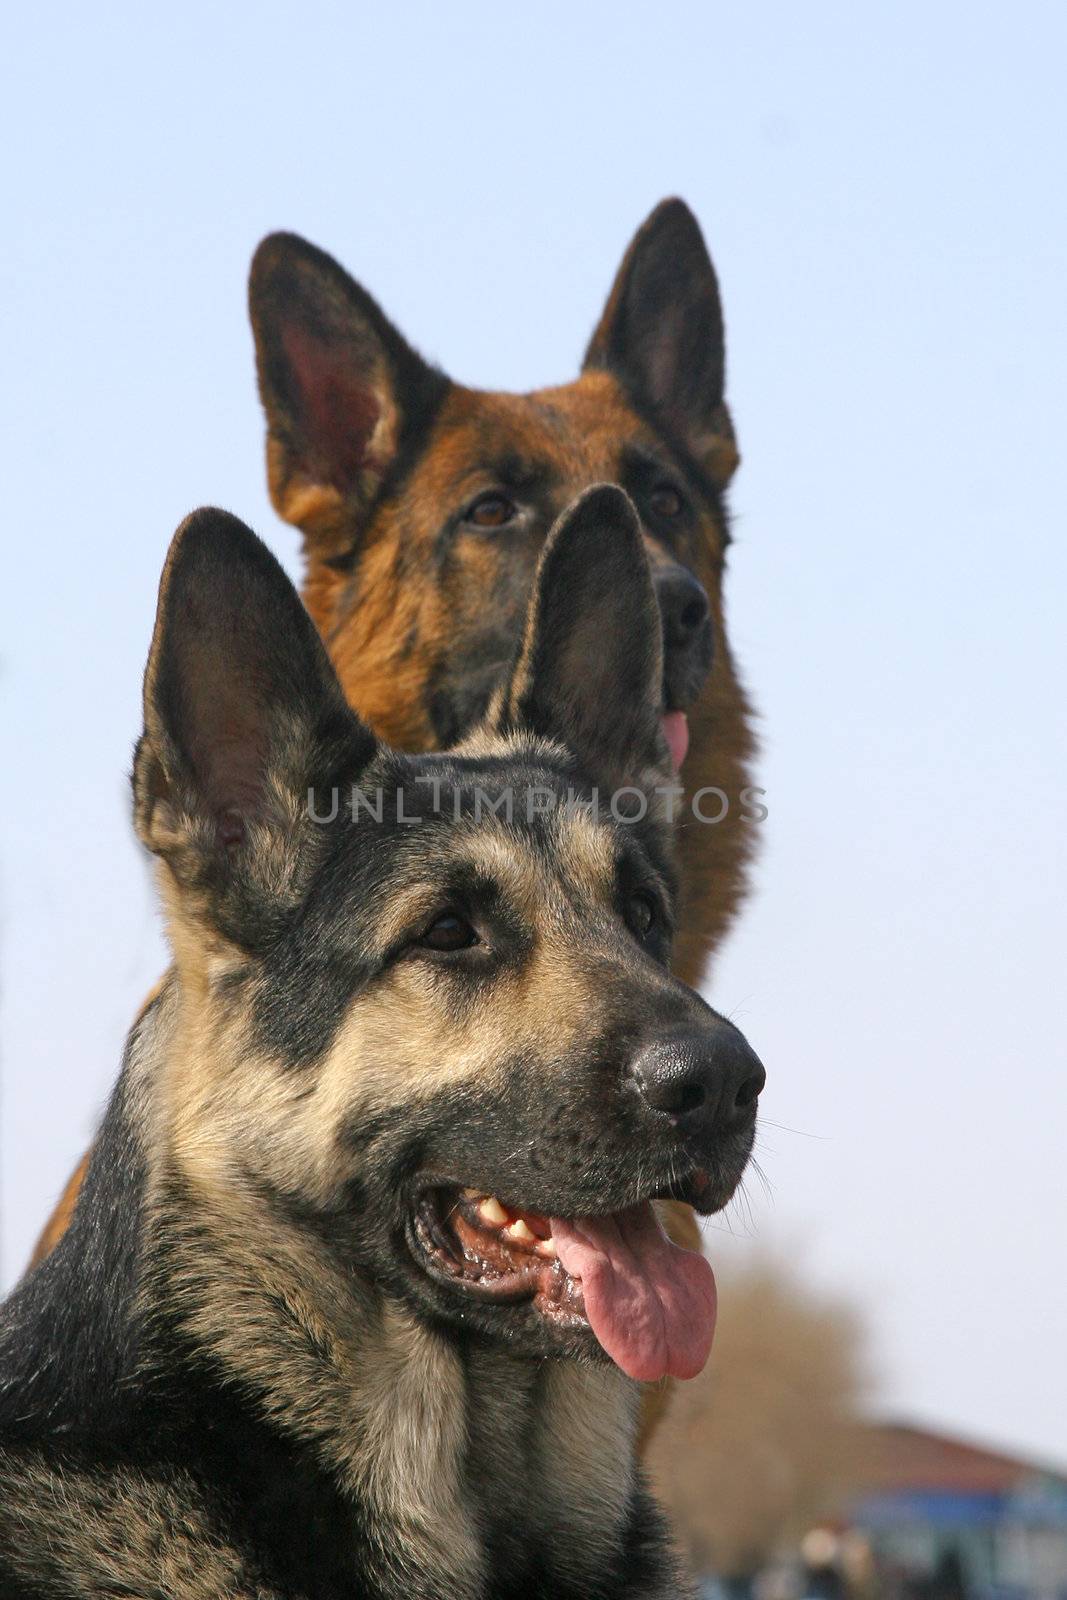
[649,484,685,520]
[418,911,479,952]
[626,892,657,939]
[466,492,517,529]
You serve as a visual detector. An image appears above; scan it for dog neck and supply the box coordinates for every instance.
[148,1182,645,1595]
[462,1344,646,1588]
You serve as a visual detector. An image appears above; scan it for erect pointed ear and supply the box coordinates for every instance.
[249,233,448,554]
[134,508,376,947]
[494,485,668,785]
[583,199,738,486]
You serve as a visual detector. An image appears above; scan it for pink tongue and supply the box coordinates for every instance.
[549,1202,716,1383]
[661,711,689,770]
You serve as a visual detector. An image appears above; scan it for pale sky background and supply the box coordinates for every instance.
[2,4,1065,1465]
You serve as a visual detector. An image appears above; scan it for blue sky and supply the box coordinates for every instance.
[2,3,1065,1461]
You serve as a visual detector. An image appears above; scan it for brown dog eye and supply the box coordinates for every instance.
[419,912,479,952]
[627,893,657,939]
[467,492,517,529]
[649,485,684,519]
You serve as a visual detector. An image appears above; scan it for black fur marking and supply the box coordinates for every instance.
[584,197,729,472]
[618,389,733,543]
[0,1021,151,1440]
[496,485,667,786]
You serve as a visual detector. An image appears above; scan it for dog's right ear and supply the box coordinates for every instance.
[493,484,668,787]
[249,234,448,554]
[134,508,375,948]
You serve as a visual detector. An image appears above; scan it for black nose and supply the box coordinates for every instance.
[653,564,714,704]
[653,564,710,649]
[632,1026,765,1139]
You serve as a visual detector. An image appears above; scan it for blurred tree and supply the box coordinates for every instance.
[647,1255,869,1583]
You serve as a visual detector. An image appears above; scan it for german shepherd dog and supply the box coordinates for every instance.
[27,203,755,1463]
[245,197,755,992]
[0,490,764,1598]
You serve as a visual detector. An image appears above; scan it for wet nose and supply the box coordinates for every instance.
[653,564,710,650]
[632,1026,766,1139]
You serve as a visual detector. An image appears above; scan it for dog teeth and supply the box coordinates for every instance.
[471,1195,553,1253]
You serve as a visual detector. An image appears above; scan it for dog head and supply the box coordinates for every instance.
[249,199,737,772]
[135,489,763,1384]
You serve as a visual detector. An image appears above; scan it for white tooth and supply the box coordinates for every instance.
[507,1218,537,1245]
[479,1196,508,1227]
[535,1236,557,1258]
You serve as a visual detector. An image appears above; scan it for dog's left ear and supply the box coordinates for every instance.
[493,484,667,785]
[134,508,375,947]
[583,198,738,486]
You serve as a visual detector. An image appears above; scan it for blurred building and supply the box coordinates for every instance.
[845,1421,1067,1600]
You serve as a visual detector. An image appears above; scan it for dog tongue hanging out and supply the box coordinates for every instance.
[661,709,691,771]
[551,1205,716,1381]
[425,1185,718,1383]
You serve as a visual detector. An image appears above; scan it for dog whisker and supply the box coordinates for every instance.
[757,1118,827,1140]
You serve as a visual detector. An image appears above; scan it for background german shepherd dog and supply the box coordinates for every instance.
[0,490,764,1599]
[248,197,755,993]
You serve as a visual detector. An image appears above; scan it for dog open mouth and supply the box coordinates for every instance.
[414,1186,716,1382]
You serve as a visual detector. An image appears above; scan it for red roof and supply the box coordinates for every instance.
[859,1422,1067,1497]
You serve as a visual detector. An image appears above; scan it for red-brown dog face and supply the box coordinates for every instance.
[249,200,754,983]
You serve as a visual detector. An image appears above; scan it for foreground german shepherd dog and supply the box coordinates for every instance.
[0,491,764,1598]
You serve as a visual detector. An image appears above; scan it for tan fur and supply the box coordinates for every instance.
[534,1362,642,1581]
[0,1457,282,1600]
